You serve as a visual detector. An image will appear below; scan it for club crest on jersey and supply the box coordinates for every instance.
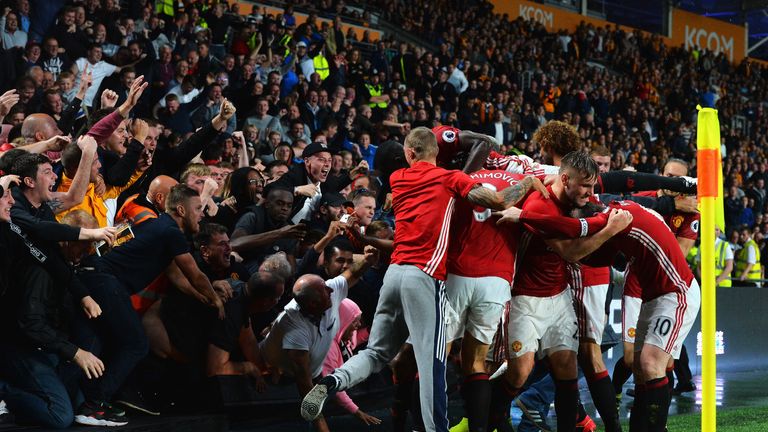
[511,341,522,353]
[671,215,683,229]
[442,130,457,143]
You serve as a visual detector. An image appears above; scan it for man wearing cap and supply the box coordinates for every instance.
[296,41,315,80]
[273,142,355,224]
[307,192,345,232]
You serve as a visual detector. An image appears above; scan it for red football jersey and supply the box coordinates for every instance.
[632,191,701,241]
[432,125,462,168]
[513,186,582,297]
[447,170,526,282]
[588,201,695,302]
[579,264,611,287]
[390,161,478,280]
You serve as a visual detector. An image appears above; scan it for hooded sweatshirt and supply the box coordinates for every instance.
[321,298,363,414]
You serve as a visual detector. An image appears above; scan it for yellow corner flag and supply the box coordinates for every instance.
[696,105,720,432]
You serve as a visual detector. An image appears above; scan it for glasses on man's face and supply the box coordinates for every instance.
[248,179,264,185]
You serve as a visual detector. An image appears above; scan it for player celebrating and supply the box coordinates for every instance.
[571,199,701,432]
[613,158,700,404]
[300,127,546,432]
[490,151,632,432]
[445,168,615,432]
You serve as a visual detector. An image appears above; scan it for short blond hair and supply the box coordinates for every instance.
[180,163,211,184]
[404,127,438,161]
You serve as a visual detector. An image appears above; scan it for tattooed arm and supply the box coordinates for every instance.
[465,176,548,210]
[50,136,98,214]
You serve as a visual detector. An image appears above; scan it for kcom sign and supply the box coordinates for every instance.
[519,4,553,29]
[684,26,735,61]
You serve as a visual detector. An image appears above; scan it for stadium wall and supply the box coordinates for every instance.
[489,0,747,62]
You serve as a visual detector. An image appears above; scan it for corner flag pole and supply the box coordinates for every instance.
[696,105,721,432]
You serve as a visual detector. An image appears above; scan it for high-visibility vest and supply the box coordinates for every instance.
[714,240,731,288]
[735,238,761,282]
[279,34,292,57]
[313,55,329,81]
[116,194,159,226]
[365,83,387,109]
[155,0,174,17]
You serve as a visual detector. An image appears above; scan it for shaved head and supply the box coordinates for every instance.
[148,175,178,211]
[292,273,334,316]
[293,274,324,303]
[21,114,61,143]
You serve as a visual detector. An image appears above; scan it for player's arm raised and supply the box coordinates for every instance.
[457,130,497,174]
[341,246,379,287]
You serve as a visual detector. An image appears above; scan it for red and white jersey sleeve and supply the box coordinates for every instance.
[447,170,525,282]
[484,151,556,179]
[512,188,572,297]
[605,201,695,301]
[390,161,478,281]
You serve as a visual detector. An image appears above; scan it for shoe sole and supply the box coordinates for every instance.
[514,399,551,432]
[115,399,160,416]
[300,384,328,421]
[74,415,128,427]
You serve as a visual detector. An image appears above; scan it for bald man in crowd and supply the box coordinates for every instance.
[261,246,379,432]
[116,175,178,225]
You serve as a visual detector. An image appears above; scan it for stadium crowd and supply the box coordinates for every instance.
[0,0,760,430]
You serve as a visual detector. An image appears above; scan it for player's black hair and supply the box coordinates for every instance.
[571,201,606,219]
[323,238,355,262]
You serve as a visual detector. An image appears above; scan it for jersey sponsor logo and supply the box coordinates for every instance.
[511,340,522,353]
[441,130,457,143]
[671,215,684,229]
[579,218,588,237]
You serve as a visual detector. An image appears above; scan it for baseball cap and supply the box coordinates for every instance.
[297,41,307,48]
[320,192,346,207]
[303,141,335,158]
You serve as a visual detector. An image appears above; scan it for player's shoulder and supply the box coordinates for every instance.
[521,190,555,210]
[432,125,461,146]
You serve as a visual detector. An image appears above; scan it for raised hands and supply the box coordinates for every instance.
[0,89,20,118]
[118,75,149,117]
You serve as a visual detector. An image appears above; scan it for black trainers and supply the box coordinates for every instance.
[75,401,128,427]
[300,375,337,421]
[115,390,160,416]
[673,381,696,395]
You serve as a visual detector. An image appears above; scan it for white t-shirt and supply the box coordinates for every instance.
[75,58,117,106]
[261,274,349,378]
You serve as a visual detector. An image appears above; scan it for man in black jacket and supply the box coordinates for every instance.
[273,141,365,224]
[0,176,115,428]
